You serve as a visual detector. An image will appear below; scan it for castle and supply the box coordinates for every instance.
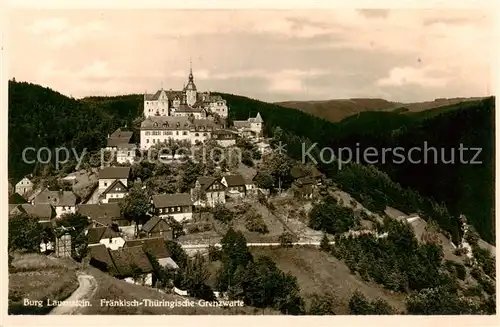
[143,64,228,119]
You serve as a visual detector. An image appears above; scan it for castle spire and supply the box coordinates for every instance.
[188,57,194,82]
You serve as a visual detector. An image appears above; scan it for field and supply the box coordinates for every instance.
[250,247,407,314]
[8,253,79,315]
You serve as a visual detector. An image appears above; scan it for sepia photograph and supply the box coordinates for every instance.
[4,3,497,320]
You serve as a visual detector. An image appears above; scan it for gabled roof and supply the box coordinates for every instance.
[151,193,193,208]
[110,128,133,139]
[77,203,121,220]
[87,226,121,244]
[124,237,171,259]
[107,138,134,148]
[88,244,118,274]
[222,174,246,187]
[109,246,154,275]
[19,203,54,220]
[176,104,205,113]
[34,190,77,207]
[99,167,131,180]
[290,166,307,179]
[15,177,33,186]
[142,216,172,233]
[101,179,128,196]
[254,112,263,123]
[194,176,218,191]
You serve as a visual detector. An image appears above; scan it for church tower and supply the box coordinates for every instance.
[185,59,197,106]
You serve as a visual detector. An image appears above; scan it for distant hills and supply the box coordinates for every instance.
[275,97,488,122]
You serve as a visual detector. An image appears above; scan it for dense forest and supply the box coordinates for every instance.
[219,93,495,244]
[7,80,494,244]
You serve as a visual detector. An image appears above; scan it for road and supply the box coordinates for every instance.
[49,273,97,315]
[180,241,332,250]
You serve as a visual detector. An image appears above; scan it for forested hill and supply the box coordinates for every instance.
[7,81,494,244]
[8,81,141,181]
[219,92,495,244]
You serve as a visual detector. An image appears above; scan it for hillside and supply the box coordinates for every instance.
[221,92,495,244]
[8,82,494,243]
[275,97,487,122]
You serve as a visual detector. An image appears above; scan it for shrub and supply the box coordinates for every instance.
[245,213,269,234]
[279,232,295,248]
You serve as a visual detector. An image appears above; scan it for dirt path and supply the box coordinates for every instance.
[50,273,97,315]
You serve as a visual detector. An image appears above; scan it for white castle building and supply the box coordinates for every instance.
[143,64,228,119]
[140,116,221,150]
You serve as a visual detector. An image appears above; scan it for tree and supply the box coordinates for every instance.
[279,231,294,248]
[119,182,151,235]
[348,291,373,314]
[320,233,331,252]
[253,171,275,190]
[308,292,338,315]
[8,214,44,253]
[167,217,185,239]
[165,240,189,269]
[213,203,234,224]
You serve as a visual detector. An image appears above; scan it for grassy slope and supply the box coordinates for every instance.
[250,247,407,314]
[8,253,79,315]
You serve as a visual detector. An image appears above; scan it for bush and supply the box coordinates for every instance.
[213,203,234,224]
[208,245,222,261]
[245,213,269,234]
[279,232,295,248]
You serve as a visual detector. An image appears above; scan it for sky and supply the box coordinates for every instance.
[7,9,495,103]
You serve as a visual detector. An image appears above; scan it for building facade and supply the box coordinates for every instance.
[233,112,264,137]
[15,177,33,196]
[151,193,194,222]
[140,116,219,150]
[143,65,229,119]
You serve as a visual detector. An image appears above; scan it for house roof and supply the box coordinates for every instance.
[140,116,218,131]
[233,121,250,129]
[296,176,315,186]
[107,138,134,148]
[77,203,121,220]
[88,244,118,274]
[151,193,193,208]
[19,203,54,219]
[99,167,131,180]
[223,174,246,187]
[194,176,222,191]
[144,89,184,101]
[141,216,172,233]
[109,246,154,276]
[15,177,33,187]
[87,226,121,244]
[254,112,263,123]
[124,237,171,259]
[34,190,77,207]
[290,166,307,179]
[176,104,205,113]
[101,179,128,196]
[91,217,113,227]
[110,128,134,140]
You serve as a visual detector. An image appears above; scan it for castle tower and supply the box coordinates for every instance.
[185,59,197,106]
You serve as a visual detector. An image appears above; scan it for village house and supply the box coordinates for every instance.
[99,179,129,204]
[221,174,247,198]
[140,116,219,150]
[151,193,193,222]
[77,202,130,227]
[86,226,125,250]
[98,167,130,194]
[15,176,34,196]
[33,189,78,218]
[124,237,179,270]
[9,203,55,227]
[105,128,133,151]
[290,165,323,199]
[211,129,237,147]
[88,244,154,286]
[116,143,137,164]
[233,112,264,138]
[190,176,226,207]
[141,216,174,240]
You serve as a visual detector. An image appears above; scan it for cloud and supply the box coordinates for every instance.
[376,66,450,88]
[25,18,106,47]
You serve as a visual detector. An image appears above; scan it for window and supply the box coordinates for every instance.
[154,122,158,127]
[203,133,207,136]
[195,133,199,137]
[104,182,107,186]
[177,207,181,212]
[146,139,149,143]
[153,139,156,144]
[127,152,131,156]
[176,131,179,135]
